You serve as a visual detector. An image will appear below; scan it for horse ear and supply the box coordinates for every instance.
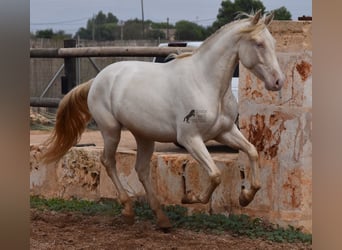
[252,9,263,25]
[265,11,275,25]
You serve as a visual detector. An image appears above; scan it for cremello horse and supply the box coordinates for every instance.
[42,10,284,230]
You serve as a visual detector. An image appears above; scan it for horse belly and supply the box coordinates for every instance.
[119,112,177,142]
[114,87,178,142]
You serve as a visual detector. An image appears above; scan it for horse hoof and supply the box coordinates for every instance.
[156,211,172,231]
[238,189,255,207]
[159,226,172,233]
[122,214,135,225]
[157,219,172,232]
[181,196,191,204]
[181,196,199,204]
[239,194,251,207]
[182,191,199,204]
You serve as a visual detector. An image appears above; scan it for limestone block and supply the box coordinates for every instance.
[269,21,312,52]
[151,153,240,214]
[30,145,103,200]
[151,154,189,204]
[208,155,241,215]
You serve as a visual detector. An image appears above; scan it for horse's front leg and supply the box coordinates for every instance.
[178,135,221,204]
[215,124,261,207]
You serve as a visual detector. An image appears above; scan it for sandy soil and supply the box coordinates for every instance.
[30,209,311,250]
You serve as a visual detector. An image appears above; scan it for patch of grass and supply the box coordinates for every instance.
[30,122,54,131]
[165,208,311,243]
[134,200,155,220]
[30,196,312,244]
[30,196,122,216]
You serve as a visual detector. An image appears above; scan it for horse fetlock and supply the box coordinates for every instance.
[248,149,259,161]
[252,182,261,191]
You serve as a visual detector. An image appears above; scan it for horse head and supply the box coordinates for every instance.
[238,10,285,91]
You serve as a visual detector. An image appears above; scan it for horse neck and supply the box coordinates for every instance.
[192,22,243,97]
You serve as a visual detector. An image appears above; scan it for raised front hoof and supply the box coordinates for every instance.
[239,194,252,207]
[238,189,256,207]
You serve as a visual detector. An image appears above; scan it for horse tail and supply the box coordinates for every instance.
[40,79,94,164]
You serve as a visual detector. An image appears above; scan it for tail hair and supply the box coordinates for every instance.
[40,79,93,164]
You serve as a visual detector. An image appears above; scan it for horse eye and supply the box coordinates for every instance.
[256,42,265,48]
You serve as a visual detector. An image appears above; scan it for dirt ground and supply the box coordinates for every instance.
[30,209,311,250]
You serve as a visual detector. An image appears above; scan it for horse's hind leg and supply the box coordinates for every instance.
[134,136,172,230]
[99,123,134,224]
[215,125,261,207]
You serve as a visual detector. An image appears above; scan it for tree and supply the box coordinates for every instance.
[122,19,144,40]
[34,29,71,39]
[234,0,265,13]
[53,30,72,40]
[146,29,166,40]
[75,27,92,40]
[212,0,266,31]
[272,6,292,20]
[175,20,206,41]
[35,29,54,39]
[151,22,175,30]
[75,11,119,40]
[107,13,119,24]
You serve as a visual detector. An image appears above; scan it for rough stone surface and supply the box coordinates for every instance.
[30,145,102,200]
[237,21,312,232]
[269,21,312,52]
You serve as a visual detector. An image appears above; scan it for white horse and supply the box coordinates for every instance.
[41,10,284,230]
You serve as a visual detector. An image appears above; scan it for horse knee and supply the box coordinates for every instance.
[211,171,221,186]
[248,147,258,161]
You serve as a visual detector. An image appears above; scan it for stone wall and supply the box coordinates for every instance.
[236,21,312,232]
[30,144,239,215]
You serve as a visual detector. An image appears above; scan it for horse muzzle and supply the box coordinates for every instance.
[265,72,285,91]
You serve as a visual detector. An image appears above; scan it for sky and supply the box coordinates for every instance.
[30,0,312,35]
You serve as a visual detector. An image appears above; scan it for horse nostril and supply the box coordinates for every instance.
[275,78,284,89]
